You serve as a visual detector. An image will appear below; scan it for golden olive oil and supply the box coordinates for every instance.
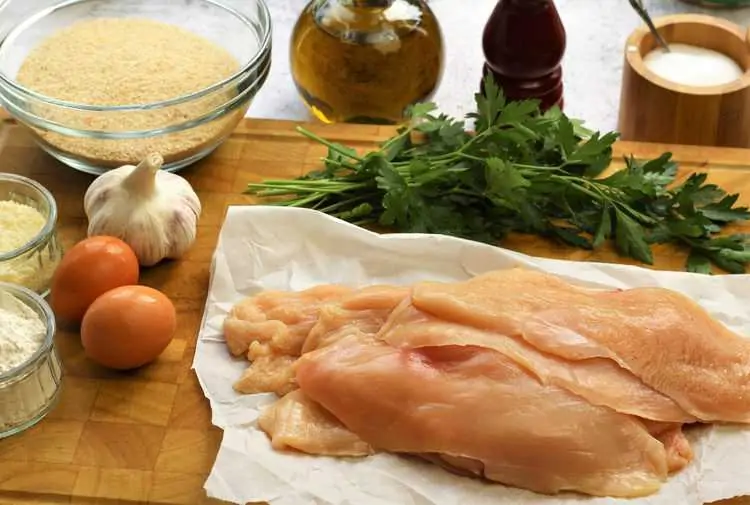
[290,0,444,124]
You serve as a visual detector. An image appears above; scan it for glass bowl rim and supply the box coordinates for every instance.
[0,281,56,383]
[0,0,273,112]
[0,173,58,262]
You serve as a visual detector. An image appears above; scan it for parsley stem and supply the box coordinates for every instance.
[321,158,359,171]
[246,182,367,197]
[549,175,604,202]
[458,153,485,163]
[248,180,364,190]
[285,194,326,207]
[514,163,563,171]
[612,201,656,225]
[296,127,364,162]
[450,188,484,198]
[318,193,380,214]
[381,128,412,151]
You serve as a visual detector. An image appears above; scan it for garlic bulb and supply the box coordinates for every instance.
[83,153,201,267]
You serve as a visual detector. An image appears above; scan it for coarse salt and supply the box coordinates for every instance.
[643,43,745,87]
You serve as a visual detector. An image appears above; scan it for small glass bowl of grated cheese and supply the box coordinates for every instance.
[0,173,63,297]
[0,281,62,439]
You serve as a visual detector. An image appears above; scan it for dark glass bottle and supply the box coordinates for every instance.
[481,0,566,110]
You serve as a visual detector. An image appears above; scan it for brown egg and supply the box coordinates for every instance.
[81,285,177,370]
[50,236,139,325]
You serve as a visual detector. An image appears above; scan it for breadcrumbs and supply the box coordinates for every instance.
[16,18,245,167]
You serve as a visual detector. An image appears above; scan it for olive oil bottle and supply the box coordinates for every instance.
[290,0,444,125]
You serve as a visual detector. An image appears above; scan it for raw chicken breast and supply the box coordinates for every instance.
[225,285,353,395]
[224,285,353,358]
[521,292,750,423]
[302,285,410,353]
[227,284,408,395]
[648,423,694,473]
[234,344,299,396]
[259,390,373,457]
[411,269,750,423]
[296,338,670,498]
[380,297,694,423]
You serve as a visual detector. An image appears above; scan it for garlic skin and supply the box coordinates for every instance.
[83,153,201,267]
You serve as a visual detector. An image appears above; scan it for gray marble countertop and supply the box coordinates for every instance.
[5,0,750,133]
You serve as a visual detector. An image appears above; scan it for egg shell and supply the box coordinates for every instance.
[50,236,139,325]
[81,285,176,370]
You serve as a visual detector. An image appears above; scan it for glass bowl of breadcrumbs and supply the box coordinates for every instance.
[0,0,272,175]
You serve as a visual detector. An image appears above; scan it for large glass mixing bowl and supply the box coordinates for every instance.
[0,0,272,175]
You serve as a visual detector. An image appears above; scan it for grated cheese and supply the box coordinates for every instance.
[0,200,60,293]
[0,201,46,253]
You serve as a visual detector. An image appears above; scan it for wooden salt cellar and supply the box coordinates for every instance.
[618,14,750,148]
[481,0,566,111]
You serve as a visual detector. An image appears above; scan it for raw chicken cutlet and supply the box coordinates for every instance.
[258,389,373,457]
[223,284,353,395]
[295,338,673,498]
[224,267,748,498]
[381,293,693,423]
[223,284,353,358]
[408,269,750,423]
[224,284,409,395]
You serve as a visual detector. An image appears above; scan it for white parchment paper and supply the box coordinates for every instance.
[193,205,750,505]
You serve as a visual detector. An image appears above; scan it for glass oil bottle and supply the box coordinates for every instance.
[290,0,444,125]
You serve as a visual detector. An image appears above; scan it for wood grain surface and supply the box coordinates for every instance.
[0,115,749,505]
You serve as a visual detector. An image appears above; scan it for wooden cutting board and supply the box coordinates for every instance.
[0,115,749,505]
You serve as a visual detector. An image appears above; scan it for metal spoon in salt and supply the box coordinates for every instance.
[628,0,670,52]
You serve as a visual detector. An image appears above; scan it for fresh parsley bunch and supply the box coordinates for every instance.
[246,76,750,274]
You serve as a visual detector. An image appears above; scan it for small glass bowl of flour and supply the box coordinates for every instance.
[0,282,62,439]
[0,173,63,297]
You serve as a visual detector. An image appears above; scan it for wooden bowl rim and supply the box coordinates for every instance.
[624,13,750,96]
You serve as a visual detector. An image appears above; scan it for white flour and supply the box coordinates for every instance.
[0,291,46,374]
[0,289,60,436]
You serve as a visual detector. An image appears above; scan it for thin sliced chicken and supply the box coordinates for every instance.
[258,390,373,457]
[302,285,410,354]
[224,285,353,358]
[650,424,694,473]
[229,284,408,396]
[296,338,670,498]
[234,343,298,395]
[411,269,750,423]
[380,295,693,423]
[226,285,353,395]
